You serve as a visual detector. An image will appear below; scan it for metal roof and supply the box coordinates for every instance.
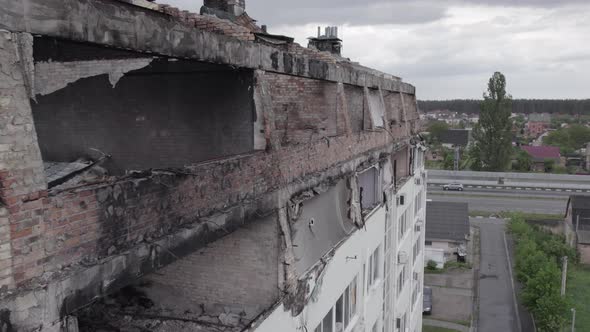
[426,201,470,242]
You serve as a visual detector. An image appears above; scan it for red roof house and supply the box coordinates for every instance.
[521,146,562,172]
[521,146,561,161]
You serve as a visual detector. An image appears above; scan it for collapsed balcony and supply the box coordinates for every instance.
[31,37,257,182]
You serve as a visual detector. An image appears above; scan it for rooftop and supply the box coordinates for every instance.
[425,201,470,242]
[521,146,561,161]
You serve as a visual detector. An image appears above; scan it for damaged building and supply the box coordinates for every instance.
[0,0,426,331]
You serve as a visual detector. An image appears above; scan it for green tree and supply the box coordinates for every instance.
[514,150,532,172]
[544,124,590,156]
[443,150,455,170]
[471,72,513,171]
[544,159,555,173]
[427,121,449,143]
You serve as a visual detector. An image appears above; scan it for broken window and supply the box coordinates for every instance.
[291,180,355,275]
[358,166,380,213]
[366,88,385,128]
[31,37,256,176]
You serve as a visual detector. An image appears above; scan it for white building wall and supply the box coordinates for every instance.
[252,146,427,332]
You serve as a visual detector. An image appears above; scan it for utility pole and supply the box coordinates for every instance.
[454,146,460,171]
[570,308,576,332]
[561,256,568,297]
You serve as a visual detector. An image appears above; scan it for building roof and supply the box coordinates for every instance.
[569,195,590,211]
[439,129,469,147]
[521,146,561,161]
[426,201,470,242]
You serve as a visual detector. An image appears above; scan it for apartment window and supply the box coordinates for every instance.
[366,246,381,292]
[397,266,406,295]
[315,276,358,332]
[425,241,433,246]
[396,313,406,332]
[414,190,423,215]
[398,211,408,240]
[411,283,419,307]
[413,236,422,264]
[358,167,380,212]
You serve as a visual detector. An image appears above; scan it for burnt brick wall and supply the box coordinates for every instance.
[148,214,279,311]
[6,125,413,287]
[263,73,338,145]
[0,32,47,291]
[344,84,365,133]
[262,73,368,146]
[32,64,255,174]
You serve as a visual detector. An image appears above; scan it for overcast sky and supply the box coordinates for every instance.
[164,0,590,100]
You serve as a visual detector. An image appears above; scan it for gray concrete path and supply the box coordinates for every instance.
[423,318,469,332]
[474,218,519,332]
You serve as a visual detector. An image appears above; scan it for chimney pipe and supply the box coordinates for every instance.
[318,26,321,38]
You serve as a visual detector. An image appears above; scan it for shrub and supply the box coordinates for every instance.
[509,215,572,331]
[426,260,438,271]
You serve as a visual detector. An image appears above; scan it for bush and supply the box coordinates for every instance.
[426,260,438,271]
[509,215,573,331]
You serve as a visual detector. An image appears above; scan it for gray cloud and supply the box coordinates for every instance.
[160,0,590,99]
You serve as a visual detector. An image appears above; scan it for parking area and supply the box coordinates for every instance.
[425,268,474,324]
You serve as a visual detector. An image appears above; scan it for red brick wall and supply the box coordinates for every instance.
[1,37,417,287]
[264,73,339,145]
[4,124,413,286]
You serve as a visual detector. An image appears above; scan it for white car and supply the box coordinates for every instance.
[442,183,464,191]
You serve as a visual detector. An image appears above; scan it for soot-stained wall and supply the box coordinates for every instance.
[31,59,255,174]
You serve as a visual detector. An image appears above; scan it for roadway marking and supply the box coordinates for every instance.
[525,188,531,190]
[566,190,572,192]
[477,186,482,189]
[486,186,492,189]
[535,188,542,191]
[577,190,583,193]
[545,188,552,191]
[496,186,502,189]
[556,189,562,192]
[516,187,522,190]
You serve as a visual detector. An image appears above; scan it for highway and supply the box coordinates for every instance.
[427,184,569,215]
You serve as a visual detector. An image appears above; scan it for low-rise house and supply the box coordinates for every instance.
[526,121,549,138]
[425,201,470,268]
[521,146,563,172]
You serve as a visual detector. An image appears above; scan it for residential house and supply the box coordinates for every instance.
[521,146,563,172]
[424,201,470,268]
[526,121,549,138]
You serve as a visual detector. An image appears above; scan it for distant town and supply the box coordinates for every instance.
[419,101,590,175]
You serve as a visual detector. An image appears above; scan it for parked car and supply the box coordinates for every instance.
[423,287,433,315]
[442,183,464,191]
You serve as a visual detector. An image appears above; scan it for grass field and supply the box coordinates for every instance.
[422,326,459,332]
[567,265,590,330]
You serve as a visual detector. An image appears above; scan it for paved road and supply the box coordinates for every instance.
[428,184,578,197]
[474,218,519,332]
[428,192,567,214]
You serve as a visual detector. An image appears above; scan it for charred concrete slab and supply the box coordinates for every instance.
[0,0,414,94]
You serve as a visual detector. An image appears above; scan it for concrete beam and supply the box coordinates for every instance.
[0,0,415,94]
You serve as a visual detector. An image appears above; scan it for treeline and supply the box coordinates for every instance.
[418,99,590,115]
